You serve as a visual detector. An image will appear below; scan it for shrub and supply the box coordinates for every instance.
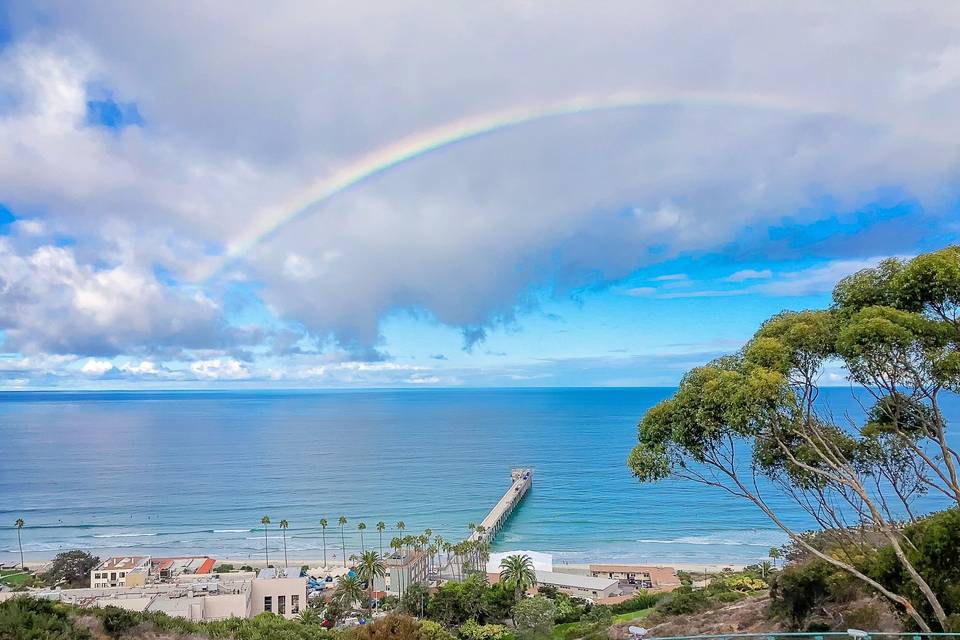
[96,606,141,636]
[769,559,856,628]
[0,597,92,640]
[458,618,510,640]
[214,563,235,572]
[512,596,556,638]
[420,620,457,640]
[354,613,422,640]
[607,591,662,613]
[654,589,711,616]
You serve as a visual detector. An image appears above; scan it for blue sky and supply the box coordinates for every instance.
[0,3,958,388]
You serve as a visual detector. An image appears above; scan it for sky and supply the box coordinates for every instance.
[0,2,958,389]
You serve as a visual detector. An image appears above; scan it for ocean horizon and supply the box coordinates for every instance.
[3,387,957,567]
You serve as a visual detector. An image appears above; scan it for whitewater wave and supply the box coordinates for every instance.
[637,535,772,548]
[92,532,159,538]
[212,529,251,533]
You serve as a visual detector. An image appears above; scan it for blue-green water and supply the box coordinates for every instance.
[1,388,957,566]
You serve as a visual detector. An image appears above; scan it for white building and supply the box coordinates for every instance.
[90,556,151,588]
[373,550,428,596]
[250,568,306,619]
[486,550,553,574]
[534,570,621,601]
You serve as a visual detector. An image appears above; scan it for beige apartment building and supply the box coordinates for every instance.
[534,570,621,601]
[373,550,429,595]
[587,564,681,591]
[90,556,151,588]
[249,568,307,619]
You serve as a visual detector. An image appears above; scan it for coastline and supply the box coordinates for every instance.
[16,554,746,575]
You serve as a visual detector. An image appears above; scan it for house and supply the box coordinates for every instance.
[534,570,620,601]
[250,567,306,618]
[587,564,681,592]
[90,557,151,588]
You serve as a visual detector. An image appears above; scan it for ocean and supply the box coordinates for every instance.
[2,388,957,567]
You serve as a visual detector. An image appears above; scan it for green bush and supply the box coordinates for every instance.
[96,606,141,636]
[511,596,556,638]
[0,597,92,640]
[458,618,510,640]
[654,589,711,616]
[420,619,457,640]
[214,563,236,573]
[607,591,662,613]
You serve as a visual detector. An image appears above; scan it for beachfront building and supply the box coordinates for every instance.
[587,564,680,591]
[374,550,428,595]
[249,567,306,618]
[90,556,151,588]
[534,570,621,601]
[10,570,307,622]
[152,557,216,580]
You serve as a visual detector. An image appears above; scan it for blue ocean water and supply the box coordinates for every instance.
[1,388,957,567]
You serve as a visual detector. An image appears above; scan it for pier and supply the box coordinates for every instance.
[471,467,533,542]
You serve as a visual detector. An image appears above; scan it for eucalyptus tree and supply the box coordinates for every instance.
[628,247,960,632]
[499,553,537,601]
[279,520,289,568]
[260,516,271,565]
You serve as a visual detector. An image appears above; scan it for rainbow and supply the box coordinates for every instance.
[200,90,828,281]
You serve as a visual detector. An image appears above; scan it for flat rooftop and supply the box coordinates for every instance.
[536,570,618,591]
[95,556,150,571]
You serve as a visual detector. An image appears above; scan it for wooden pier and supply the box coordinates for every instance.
[471,467,533,542]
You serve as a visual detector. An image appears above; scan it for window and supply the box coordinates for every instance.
[291,595,299,614]
[110,572,117,581]
[278,595,286,615]
[264,596,272,612]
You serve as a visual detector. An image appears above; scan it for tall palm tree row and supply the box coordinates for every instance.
[390,536,403,600]
[357,550,386,614]
[279,519,289,568]
[338,516,348,567]
[499,553,537,602]
[15,518,25,570]
[319,519,329,568]
[357,522,367,553]
[260,516,271,565]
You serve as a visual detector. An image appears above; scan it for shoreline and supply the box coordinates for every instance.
[13,553,746,575]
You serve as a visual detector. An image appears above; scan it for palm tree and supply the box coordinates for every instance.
[499,553,537,601]
[390,536,404,599]
[338,516,348,567]
[320,518,329,568]
[376,521,386,557]
[357,550,386,614]
[260,516,271,565]
[434,534,445,574]
[279,519,289,568]
[769,547,782,568]
[334,574,365,611]
[427,544,438,575]
[760,560,773,579]
[395,521,405,554]
[358,522,367,553]
[14,519,25,569]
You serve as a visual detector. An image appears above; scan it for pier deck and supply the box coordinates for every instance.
[471,467,533,542]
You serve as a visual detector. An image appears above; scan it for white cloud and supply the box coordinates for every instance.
[0,2,957,379]
[190,358,250,380]
[651,273,688,282]
[80,358,113,375]
[723,268,773,282]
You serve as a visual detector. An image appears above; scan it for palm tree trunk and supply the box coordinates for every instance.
[264,525,269,565]
[322,530,327,568]
[283,529,288,568]
[341,527,346,567]
[17,529,23,570]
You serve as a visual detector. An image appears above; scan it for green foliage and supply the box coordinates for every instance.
[214,563,236,572]
[458,618,510,640]
[870,508,960,629]
[579,605,612,625]
[606,591,662,614]
[400,582,432,617]
[95,606,140,636]
[429,574,489,626]
[654,588,711,616]
[511,596,556,638]
[41,550,99,588]
[481,582,516,622]
[0,597,92,640]
[769,559,862,628]
[499,555,537,600]
[353,613,422,640]
[420,620,457,640]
